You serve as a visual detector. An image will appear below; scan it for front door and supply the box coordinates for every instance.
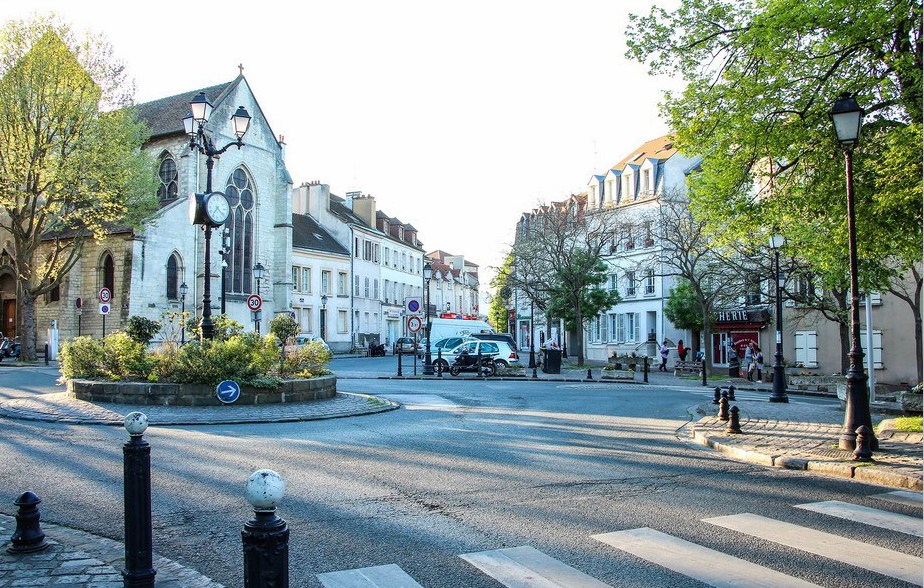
[2,299,15,338]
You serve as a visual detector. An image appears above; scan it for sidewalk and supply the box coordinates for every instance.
[0,362,920,587]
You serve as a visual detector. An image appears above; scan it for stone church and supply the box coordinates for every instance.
[19,72,292,346]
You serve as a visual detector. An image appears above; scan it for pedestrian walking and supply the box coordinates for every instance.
[677,339,688,361]
[744,344,754,381]
[659,340,670,372]
[755,348,764,382]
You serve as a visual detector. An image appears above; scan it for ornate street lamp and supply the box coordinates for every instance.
[253,262,265,335]
[184,92,251,340]
[768,234,788,402]
[320,294,328,341]
[423,262,434,375]
[829,93,877,451]
[179,282,188,345]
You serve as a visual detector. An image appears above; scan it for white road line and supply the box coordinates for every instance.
[460,545,612,588]
[593,527,820,588]
[316,564,424,588]
[704,513,923,586]
[795,500,923,537]
[872,490,924,509]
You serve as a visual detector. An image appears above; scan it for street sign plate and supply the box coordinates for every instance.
[407,316,422,333]
[99,303,111,315]
[98,288,112,303]
[216,380,241,404]
[247,294,263,311]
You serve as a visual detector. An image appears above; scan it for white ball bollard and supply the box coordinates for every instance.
[242,470,289,587]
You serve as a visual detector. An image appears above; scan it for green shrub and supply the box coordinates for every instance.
[125,316,161,345]
[184,314,245,342]
[283,341,333,378]
[59,336,106,379]
[269,314,299,345]
[100,332,151,379]
[172,334,281,387]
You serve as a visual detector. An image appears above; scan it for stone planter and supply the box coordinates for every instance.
[67,375,337,406]
[601,369,635,380]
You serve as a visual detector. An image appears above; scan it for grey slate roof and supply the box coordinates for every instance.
[135,80,237,140]
[292,213,349,255]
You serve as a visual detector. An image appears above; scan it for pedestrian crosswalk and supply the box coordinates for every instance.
[316,491,924,587]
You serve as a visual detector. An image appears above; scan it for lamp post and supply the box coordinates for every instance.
[183,92,251,340]
[179,282,188,346]
[528,300,536,369]
[829,93,877,451]
[320,294,328,341]
[423,262,434,375]
[768,234,788,402]
[253,262,265,335]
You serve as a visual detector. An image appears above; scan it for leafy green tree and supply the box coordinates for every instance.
[546,253,621,336]
[487,254,513,333]
[626,0,923,373]
[0,16,156,360]
[269,314,299,345]
[664,280,705,350]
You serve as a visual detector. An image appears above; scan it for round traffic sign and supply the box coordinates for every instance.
[98,288,112,303]
[407,299,420,313]
[407,316,422,333]
[247,294,263,311]
[216,380,241,404]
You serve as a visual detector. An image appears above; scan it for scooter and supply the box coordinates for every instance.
[0,336,21,361]
[448,351,497,377]
[368,343,386,357]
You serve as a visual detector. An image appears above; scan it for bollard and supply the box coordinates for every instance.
[532,366,537,379]
[726,406,742,433]
[643,356,649,383]
[243,470,289,588]
[712,387,721,404]
[727,385,736,401]
[123,412,156,588]
[396,350,403,377]
[587,368,593,380]
[44,343,49,366]
[701,358,707,386]
[8,491,48,554]
[436,349,443,378]
[718,396,730,421]
[853,425,873,462]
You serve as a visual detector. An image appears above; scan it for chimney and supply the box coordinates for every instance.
[349,193,376,227]
[308,182,329,219]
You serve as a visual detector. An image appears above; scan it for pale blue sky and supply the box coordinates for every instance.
[4,0,680,296]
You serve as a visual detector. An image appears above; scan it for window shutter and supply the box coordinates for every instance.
[601,314,609,341]
[806,331,817,366]
[617,314,625,343]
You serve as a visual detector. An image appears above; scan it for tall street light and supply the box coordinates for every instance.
[768,234,788,402]
[179,282,188,345]
[253,262,265,335]
[320,294,328,341]
[184,92,251,340]
[829,92,877,451]
[423,262,434,375]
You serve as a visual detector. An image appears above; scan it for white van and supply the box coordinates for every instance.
[426,318,495,342]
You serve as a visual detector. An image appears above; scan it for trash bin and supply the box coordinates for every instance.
[543,349,562,374]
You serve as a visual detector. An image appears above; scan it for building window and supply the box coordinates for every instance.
[225,167,255,294]
[292,267,299,291]
[354,275,360,296]
[373,278,379,300]
[643,221,654,247]
[46,284,60,303]
[355,238,360,258]
[859,329,884,369]
[364,277,370,298]
[166,253,181,300]
[321,270,331,295]
[744,273,762,305]
[338,309,348,333]
[624,174,632,200]
[157,155,178,201]
[794,330,818,368]
[338,272,348,296]
[644,269,655,295]
[610,274,618,291]
[99,252,115,298]
[302,268,311,293]
[610,314,618,342]
[642,169,651,194]
[625,271,636,297]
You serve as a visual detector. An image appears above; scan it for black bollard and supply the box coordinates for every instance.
[532,366,538,379]
[587,368,593,380]
[727,385,736,401]
[436,349,443,378]
[123,412,156,588]
[712,387,721,404]
[643,356,649,383]
[243,470,289,588]
[701,358,707,386]
[726,406,742,433]
[396,350,403,377]
[8,491,48,554]
[853,425,873,462]
[44,343,49,366]
[718,396,730,421]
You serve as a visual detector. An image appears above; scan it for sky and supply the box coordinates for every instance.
[4,0,681,304]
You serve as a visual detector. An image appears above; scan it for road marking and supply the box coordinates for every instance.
[316,564,424,588]
[872,490,923,509]
[795,500,923,537]
[704,513,923,585]
[381,394,458,408]
[593,527,820,587]
[461,545,612,588]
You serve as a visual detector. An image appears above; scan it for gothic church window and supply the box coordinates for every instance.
[224,167,255,294]
[157,155,178,201]
[166,253,181,300]
[99,252,115,298]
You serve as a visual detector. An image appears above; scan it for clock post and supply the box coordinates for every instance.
[183,92,251,341]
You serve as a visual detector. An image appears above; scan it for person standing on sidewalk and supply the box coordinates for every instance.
[659,340,670,371]
[755,347,764,382]
[743,344,754,381]
[677,340,687,361]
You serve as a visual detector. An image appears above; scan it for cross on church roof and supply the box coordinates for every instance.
[238,63,244,75]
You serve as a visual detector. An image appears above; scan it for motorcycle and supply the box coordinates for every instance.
[368,343,386,357]
[448,351,497,377]
[0,336,21,361]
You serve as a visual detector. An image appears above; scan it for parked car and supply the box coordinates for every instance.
[418,336,471,359]
[393,337,418,354]
[294,334,329,351]
[471,332,518,350]
[434,339,520,371]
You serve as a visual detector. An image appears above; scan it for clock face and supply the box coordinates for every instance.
[205,192,230,226]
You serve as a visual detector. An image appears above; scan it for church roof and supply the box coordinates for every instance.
[136,80,237,140]
[292,213,349,255]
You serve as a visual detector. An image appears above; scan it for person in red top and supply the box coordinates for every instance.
[677,340,688,361]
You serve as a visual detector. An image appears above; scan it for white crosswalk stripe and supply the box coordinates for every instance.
[592,527,821,587]
[460,545,612,588]
[795,499,923,536]
[316,564,425,588]
[704,512,923,585]
[872,490,924,508]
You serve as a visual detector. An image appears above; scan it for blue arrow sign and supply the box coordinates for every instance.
[216,380,241,404]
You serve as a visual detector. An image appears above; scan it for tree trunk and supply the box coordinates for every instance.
[575,304,584,366]
[701,309,712,376]
[19,289,37,362]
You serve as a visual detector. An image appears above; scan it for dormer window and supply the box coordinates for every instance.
[623,173,633,200]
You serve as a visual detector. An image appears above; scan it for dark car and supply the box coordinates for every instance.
[393,337,418,354]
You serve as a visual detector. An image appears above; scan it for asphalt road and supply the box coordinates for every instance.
[0,362,920,587]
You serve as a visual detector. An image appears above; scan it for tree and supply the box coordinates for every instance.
[626,0,923,374]
[0,16,156,360]
[664,279,704,351]
[508,197,622,365]
[487,254,513,333]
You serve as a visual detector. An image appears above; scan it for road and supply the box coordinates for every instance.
[0,360,920,587]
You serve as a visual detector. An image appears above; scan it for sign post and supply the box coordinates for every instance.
[98,289,112,337]
[247,294,263,334]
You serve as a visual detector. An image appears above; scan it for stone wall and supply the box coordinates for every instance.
[67,375,336,406]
